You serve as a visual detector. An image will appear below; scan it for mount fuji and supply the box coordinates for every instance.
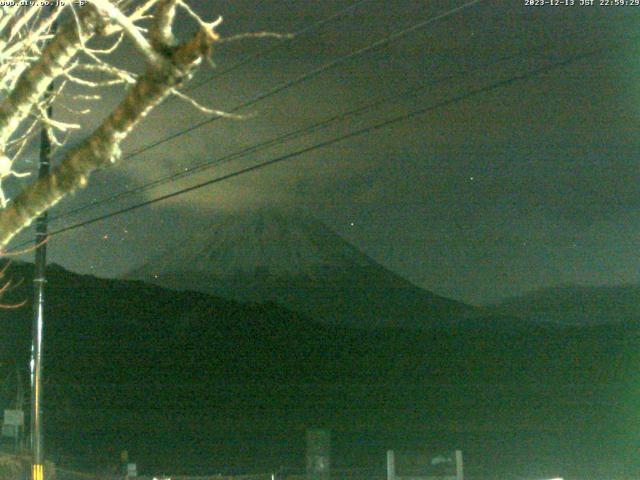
[126,208,475,329]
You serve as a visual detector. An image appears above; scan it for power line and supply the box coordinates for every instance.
[120,0,484,161]
[47,0,484,224]
[184,0,369,93]
[47,19,609,225]
[50,52,521,223]
[21,46,602,245]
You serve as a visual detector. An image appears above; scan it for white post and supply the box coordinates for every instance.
[455,450,463,480]
[386,450,395,480]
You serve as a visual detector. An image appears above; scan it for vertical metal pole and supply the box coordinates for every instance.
[31,66,53,480]
[16,366,24,451]
[386,450,395,480]
[455,450,464,480]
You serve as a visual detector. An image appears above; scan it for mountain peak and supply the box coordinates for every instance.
[127,208,474,329]
[141,208,374,278]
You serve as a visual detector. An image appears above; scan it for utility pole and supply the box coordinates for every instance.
[31,94,51,480]
[31,103,51,480]
[16,366,25,452]
[31,46,54,480]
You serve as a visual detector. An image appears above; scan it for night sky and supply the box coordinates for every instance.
[8,0,640,305]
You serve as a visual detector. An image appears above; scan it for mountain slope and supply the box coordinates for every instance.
[0,262,636,476]
[126,208,474,329]
[488,284,640,325]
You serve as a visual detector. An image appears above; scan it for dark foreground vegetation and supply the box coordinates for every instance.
[0,262,637,478]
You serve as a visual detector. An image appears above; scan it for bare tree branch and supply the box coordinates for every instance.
[0,5,221,248]
[0,5,104,154]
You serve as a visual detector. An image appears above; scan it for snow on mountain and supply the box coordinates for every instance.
[145,209,374,277]
[127,208,475,329]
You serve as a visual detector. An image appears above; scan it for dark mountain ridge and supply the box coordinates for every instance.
[488,283,640,325]
[0,262,636,477]
[126,209,476,329]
